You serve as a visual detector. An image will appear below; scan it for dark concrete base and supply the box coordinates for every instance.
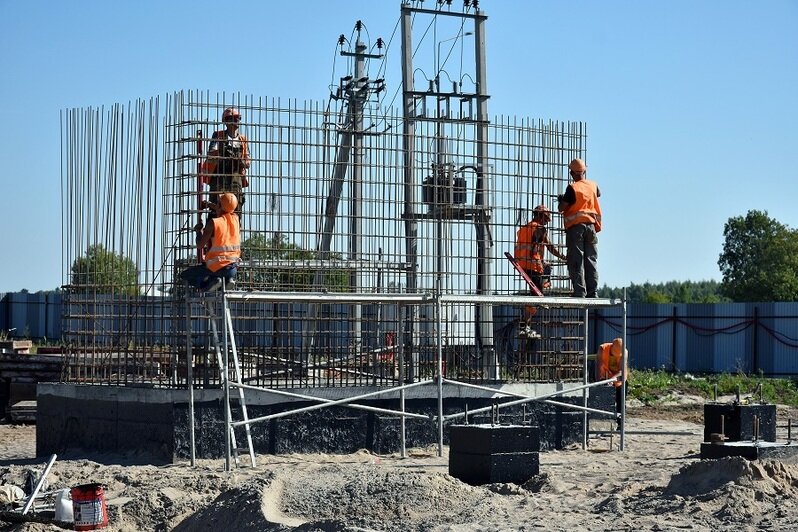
[37,383,587,463]
[703,403,776,442]
[700,441,798,461]
[450,451,539,485]
[449,424,540,485]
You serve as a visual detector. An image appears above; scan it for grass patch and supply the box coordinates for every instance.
[629,369,798,407]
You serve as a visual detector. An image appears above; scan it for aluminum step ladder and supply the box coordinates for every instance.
[203,287,257,469]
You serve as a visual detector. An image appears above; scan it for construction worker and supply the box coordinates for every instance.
[514,205,566,338]
[557,158,602,298]
[201,107,250,217]
[595,337,628,424]
[180,193,241,291]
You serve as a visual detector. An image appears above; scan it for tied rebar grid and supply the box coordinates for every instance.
[61,90,587,386]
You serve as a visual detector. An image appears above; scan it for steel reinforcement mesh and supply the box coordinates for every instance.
[61,91,587,386]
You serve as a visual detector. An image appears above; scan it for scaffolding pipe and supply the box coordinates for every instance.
[186,294,195,466]
[229,380,429,421]
[621,287,628,451]
[231,379,433,427]
[583,307,589,450]
[442,377,618,421]
[398,303,407,458]
[436,295,444,457]
[440,377,620,421]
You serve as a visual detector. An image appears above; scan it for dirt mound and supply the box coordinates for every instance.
[610,457,798,529]
[173,477,276,531]
[666,457,798,498]
[277,463,488,531]
[521,473,568,494]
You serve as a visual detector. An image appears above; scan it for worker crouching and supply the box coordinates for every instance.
[180,193,241,291]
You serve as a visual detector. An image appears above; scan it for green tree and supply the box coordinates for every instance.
[597,280,728,303]
[241,233,349,290]
[643,290,671,304]
[70,244,139,295]
[718,210,798,302]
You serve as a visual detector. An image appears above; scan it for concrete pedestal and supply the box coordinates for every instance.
[703,403,776,442]
[449,424,539,485]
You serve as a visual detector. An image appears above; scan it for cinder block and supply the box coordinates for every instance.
[704,403,776,443]
[449,424,539,454]
[449,450,539,485]
[448,424,540,485]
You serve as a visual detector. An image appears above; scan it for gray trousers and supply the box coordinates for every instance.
[566,223,598,297]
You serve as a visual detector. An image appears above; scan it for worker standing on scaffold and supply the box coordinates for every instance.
[201,107,250,218]
[514,204,566,338]
[557,158,602,298]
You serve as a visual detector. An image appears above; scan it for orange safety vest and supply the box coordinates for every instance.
[515,221,547,273]
[563,179,602,232]
[596,342,627,388]
[205,213,241,272]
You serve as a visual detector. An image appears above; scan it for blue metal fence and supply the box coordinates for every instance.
[591,303,798,376]
[0,291,61,341]
[2,292,797,375]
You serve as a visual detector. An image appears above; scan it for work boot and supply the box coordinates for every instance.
[206,278,223,292]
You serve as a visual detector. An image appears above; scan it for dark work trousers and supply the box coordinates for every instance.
[566,223,598,298]
[180,264,237,291]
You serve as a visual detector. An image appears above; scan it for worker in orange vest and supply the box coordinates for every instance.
[180,193,241,291]
[201,107,250,217]
[557,158,602,298]
[596,337,628,421]
[514,205,566,338]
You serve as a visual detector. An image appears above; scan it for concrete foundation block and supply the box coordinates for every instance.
[703,403,776,443]
[700,441,798,461]
[448,424,540,485]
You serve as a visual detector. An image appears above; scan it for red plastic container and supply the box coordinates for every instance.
[70,483,108,530]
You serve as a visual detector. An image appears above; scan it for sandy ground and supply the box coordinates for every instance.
[1,410,798,531]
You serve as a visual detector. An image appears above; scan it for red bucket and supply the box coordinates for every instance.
[70,483,108,530]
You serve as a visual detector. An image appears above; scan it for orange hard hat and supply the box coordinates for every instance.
[222,107,241,122]
[219,193,238,214]
[568,158,587,173]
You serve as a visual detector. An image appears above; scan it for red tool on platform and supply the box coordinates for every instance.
[504,251,544,297]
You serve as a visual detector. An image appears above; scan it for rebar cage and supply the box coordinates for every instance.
[60,90,587,386]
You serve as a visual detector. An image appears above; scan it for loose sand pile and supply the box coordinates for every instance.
[1,415,798,531]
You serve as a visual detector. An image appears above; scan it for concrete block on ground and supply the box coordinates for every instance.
[449,451,539,485]
[449,424,540,485]
[704,403,776,443]
[450,424,539,455]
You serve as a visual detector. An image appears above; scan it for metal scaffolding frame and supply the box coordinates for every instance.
[199,290,626,469]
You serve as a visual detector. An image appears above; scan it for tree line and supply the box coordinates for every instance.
[598,210,798,303]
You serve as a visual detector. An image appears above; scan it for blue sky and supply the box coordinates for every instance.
[1,0,796,293]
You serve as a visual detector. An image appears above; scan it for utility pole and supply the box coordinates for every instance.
[307,23,384,358]
[400,2,493,378]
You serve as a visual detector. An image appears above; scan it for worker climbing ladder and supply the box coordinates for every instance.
[201,286,257,469]
[504,251,585,381]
